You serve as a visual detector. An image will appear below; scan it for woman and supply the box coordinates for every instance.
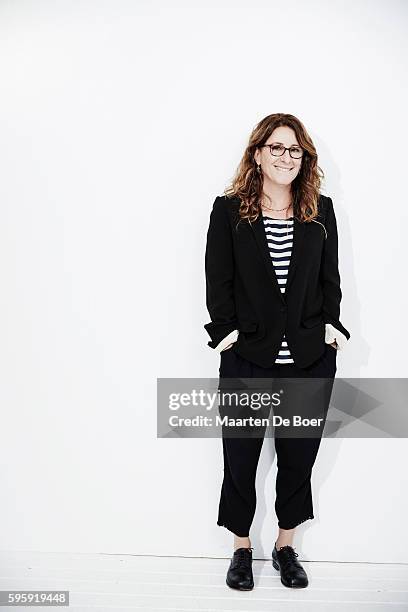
[204,113,350,590]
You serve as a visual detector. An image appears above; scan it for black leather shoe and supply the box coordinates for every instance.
[272,543,309,588]
[226,547,254,590]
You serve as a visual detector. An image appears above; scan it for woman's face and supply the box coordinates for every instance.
[255,125,302,186]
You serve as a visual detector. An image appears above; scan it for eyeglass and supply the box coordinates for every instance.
[260,144,304,159]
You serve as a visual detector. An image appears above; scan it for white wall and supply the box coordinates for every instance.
[0,0,407,563]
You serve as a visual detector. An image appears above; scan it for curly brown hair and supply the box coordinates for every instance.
[224,113,324,224]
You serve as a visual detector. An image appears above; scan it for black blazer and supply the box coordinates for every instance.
[204,194,350,369]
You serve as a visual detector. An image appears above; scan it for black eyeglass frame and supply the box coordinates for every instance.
[259,144,304,159]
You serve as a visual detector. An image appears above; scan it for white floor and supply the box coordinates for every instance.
[0,550,407,611]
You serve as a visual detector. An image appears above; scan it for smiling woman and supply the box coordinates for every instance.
[204,112,351,592]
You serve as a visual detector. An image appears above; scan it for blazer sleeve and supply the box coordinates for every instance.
[320,197,351,341]
[204,196,239,348]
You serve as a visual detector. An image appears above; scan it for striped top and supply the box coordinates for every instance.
[262,216,294,364]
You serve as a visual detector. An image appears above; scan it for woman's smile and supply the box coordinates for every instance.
[274,165,293,172]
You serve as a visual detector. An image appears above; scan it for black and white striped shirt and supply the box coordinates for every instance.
[262,216,294,364]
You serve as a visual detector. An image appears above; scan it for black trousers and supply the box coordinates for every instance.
[217,343,337,536]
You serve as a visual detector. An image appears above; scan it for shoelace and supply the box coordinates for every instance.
[235,547,253,569]
[276,545,299,570]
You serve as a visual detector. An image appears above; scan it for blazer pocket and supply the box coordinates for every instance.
[239,321,265,344]
[301,315,324,329]
[238,321,258,333]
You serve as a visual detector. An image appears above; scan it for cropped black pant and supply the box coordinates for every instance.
[217,344,337,536]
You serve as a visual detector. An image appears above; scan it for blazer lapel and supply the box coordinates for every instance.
[250,214,306,301]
